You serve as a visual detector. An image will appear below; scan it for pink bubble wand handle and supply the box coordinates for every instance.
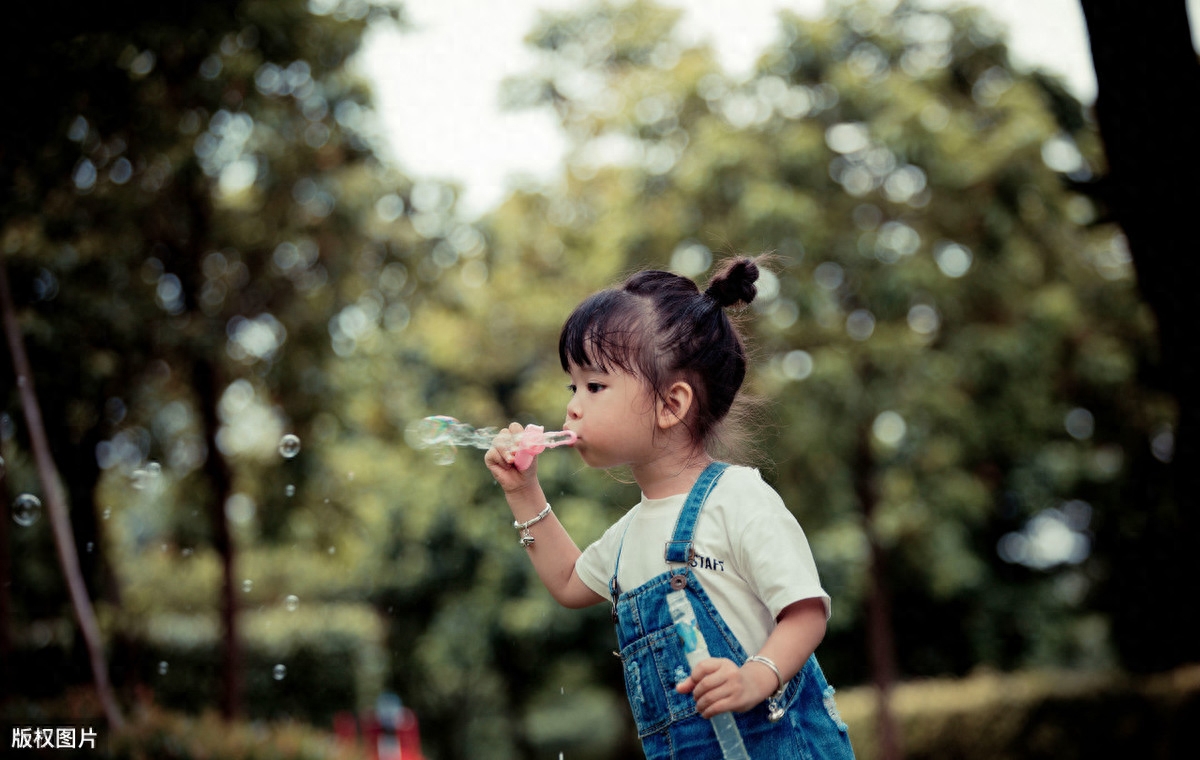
[408,415,576,469]
[509,424,578,471]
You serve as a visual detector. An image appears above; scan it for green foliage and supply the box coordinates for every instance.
[836,665,1200,760]
[119,602,385,724]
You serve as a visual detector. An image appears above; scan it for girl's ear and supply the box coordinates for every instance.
[657,381,694,430]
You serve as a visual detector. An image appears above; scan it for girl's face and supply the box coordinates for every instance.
[563,361,658,469]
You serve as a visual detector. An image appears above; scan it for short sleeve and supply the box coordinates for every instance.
[721,469,831,620]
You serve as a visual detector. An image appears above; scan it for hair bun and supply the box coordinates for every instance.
[704,257,760,308]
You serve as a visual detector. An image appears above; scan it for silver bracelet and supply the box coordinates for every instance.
[513,503,552,547]
[746,655,787,722]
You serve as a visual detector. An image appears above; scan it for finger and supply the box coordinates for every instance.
[484,444,512,469]
[490,430,517,463]
[697,689,727,718]
[691,675,721,702]
[675,676,696,694]
[700,658,729,677]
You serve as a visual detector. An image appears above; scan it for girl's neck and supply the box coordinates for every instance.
[632,447,714,500]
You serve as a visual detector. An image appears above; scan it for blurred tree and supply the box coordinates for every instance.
[0,0,403,721]
[0,252,124,727]
[1079,0,1200,672]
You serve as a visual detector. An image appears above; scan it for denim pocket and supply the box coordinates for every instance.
[619,625,700,737]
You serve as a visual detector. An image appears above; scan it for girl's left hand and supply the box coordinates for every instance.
[675,657,775,718]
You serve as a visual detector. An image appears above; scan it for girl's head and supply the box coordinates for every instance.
[558,256,762,456]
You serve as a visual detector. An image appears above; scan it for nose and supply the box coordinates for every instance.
[566,391,582,421]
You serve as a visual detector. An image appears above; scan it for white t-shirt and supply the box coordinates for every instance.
[575,465,831,656]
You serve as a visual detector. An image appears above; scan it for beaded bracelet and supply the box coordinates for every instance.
[513,503,552,547]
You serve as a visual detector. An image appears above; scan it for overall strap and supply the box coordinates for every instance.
[609,510,638,605]
[664,461,729,564]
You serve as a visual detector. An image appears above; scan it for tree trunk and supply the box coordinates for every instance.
[0,461,11,702]
[856,420,901,760]
[1080,0,1200,670]
[0,252,124,728]
[193,357,240,720]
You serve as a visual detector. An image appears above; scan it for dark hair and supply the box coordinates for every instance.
[558,256,762,454]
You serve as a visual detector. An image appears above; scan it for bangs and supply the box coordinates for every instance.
[558,289,649,375]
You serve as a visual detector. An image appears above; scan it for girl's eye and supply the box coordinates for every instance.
[586,382,604,393]
[566,384,577,394]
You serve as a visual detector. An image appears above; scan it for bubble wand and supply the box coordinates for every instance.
[407,415,577,470]
[668,590,752,760]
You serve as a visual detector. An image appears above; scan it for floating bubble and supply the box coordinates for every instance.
[0,455,5,477]
[285,595,299,612]
[158,661,169,675]
[12,494,42,527]
[285,484,296,497]
[278,434,301,458]
[273,664,287,680]
[242,579,253,592]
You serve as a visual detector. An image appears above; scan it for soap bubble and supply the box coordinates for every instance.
[432,445,456,465]
[12,494,42,527]
[285,484,296,497]
[242,579,253,592]
[278,434,301,458]
[0,455,5,477]
[285,594,299,612]
[158,661,169,675]
[273,664,287,680]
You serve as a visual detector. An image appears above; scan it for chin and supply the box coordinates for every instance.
[575,448,601,468]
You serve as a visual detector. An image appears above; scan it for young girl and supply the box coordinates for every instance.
[485,257,855,759]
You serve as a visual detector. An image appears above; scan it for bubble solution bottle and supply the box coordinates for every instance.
[667,588,751,760]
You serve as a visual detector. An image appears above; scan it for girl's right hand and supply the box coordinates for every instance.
[485,421,539,495]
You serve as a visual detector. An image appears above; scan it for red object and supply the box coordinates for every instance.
[358,694,424,760]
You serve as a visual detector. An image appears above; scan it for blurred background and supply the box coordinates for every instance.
[1,0,1198,758]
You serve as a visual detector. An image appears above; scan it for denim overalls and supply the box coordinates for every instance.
[609,462,855,759]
